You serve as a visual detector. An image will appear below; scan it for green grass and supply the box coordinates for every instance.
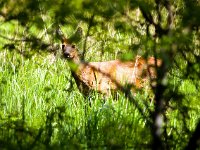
[0,50,152,149]
[1,48,199,149]
[0,22,200,149]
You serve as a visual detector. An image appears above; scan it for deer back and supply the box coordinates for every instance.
[73,56,161,96]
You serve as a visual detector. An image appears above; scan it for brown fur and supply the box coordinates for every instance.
[62,41,162,97]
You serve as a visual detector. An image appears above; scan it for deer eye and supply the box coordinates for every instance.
[62,44,65,49]
[72,45,75,48]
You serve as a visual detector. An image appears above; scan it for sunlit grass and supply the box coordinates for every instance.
[0,22,200,149]
[0,49,152,148]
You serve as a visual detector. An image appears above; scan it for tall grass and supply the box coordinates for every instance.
[0,23,200,149]
[0,49,152,149]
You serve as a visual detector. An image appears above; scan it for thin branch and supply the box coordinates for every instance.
[155,0,162,25]
[138,3,168,37]
[164,0,173,31]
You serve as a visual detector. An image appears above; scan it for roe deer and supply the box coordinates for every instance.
[57,28,162,97]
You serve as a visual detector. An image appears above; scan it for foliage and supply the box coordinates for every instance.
[0,0,200,149]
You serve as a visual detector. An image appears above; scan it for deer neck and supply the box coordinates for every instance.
[68,54,90,96]
[67,53,86,75]
[68,53,81,65]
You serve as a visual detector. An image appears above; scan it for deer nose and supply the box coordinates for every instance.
[63,51,70,58]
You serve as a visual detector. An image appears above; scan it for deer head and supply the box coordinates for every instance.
[62,43,80,62]
[57,26,82,64]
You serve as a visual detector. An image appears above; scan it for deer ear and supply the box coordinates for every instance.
[56,26,70,44]
[76,27,83,37]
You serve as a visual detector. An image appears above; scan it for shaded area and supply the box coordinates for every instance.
[0,0,200,149]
